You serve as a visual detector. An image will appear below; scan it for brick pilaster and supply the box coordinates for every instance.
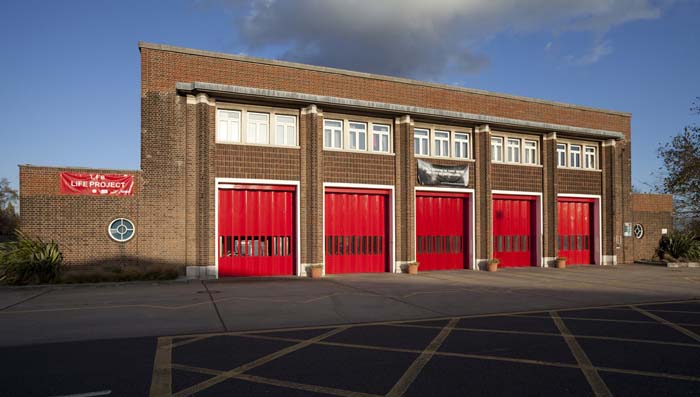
[394,115,415,271]
[543,132,558,263]
[300,105,324,273]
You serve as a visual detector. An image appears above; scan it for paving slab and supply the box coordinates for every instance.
[0,264,698,347]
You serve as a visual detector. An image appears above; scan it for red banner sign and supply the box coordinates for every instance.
[59,172,134,196]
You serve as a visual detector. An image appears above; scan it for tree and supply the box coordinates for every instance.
[658,98,700,228]
[0,179,18,239]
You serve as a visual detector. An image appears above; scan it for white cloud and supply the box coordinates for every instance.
[227,0,665,78]
[573,40,614,65]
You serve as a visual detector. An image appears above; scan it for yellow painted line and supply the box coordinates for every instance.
[170,364,381,397]
[386,318,458,397]
[632,306,700,343]
[551,311,612,397]
[148,336,172,397]
[596,366,700,382]
[171,363,221,376]
[512,313,700,327]
[234,373,381,397]
[173,327,349,397]
[605,306,700,315]
[169,335,213,349]
[387,323,700,348]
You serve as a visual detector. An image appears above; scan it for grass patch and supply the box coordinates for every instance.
[59,264,180,284]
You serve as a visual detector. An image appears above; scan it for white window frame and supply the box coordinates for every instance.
[274,114,297,147]
[569,145,582,168]
[433,130,450,157]
[372,123,391,153]
[506,138,521,163]
[491,136,504,162]
[523,140,538,165]
[584,146,597,169]
[557,143,567,167]
[347,121,367,151]
[324,119,343,149]
[454,132,470,159]
[246,112,270,144]
[216,109,241,144]
[414,128,430,157]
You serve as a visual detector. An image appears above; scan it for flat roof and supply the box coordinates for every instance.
[139,41,631,118]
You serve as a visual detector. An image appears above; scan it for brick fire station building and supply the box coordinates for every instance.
[18,42,672,277]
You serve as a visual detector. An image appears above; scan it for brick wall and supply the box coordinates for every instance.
[630,194,673,261]
[18,166,141,266]
[558,169,602,195]
[140,44,630,138]
[491,164,543,192]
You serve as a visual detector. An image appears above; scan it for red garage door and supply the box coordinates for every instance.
[416,191,469,271]
[558,198,594,265]
[493,195,536,267]
[325,188,390,274]
[217,185,296,277]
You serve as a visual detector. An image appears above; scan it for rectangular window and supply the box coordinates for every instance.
[434,130,450,157]
[557,143,567,167]
[324,119,343,149]
[246,112,269,144]
[348,122,367,150]
[491,137,504,162]
[506,138,521,163]
[524,140,537,165]
[569,145,582,168]
[274,115,297,146]
[454,133,469,159]
[372,124,391,153]
[584,146,597,169]
[216,109,241,143]
[414,128,429,156]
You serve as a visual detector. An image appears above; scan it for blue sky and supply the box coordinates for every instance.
[1,0,698,194]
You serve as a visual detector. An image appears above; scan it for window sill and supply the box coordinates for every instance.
[415,155,475,162]
[216,141,300,150]
[491,161,542,168]
[558,167,602,172]
[323,148,395,156]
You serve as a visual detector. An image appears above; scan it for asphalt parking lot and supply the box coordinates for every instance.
[0,265,699,396]
[159,300,700,397]
[2,299,697,396]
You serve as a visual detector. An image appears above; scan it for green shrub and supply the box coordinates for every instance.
[0,231,63,285]
[657,232,700,261]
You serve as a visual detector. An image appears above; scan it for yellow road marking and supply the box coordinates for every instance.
[386,318,458,397]
[148,337,172,397]
[386,323,700,348]
[632,306,700,343]
[173,327,348,397]
[551,311,612,397]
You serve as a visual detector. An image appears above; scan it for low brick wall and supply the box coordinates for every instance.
[630,194,673,261]
[19,165,142,266]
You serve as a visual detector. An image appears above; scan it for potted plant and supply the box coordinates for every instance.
[408,261,420,275]
[555,257,567,269]
[309,264,323,279]
[487,258,499,272]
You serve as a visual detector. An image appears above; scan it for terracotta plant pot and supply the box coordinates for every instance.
[408,263,419,275]
[310,266,323,278]
[555,258,567,269]
[487,262,498,272]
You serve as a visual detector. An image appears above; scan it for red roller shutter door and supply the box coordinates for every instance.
[217,185,296,277]
[416,191,469,271]
[493,195,537,267]
[325,188,390,274]
[557,198,594,265]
